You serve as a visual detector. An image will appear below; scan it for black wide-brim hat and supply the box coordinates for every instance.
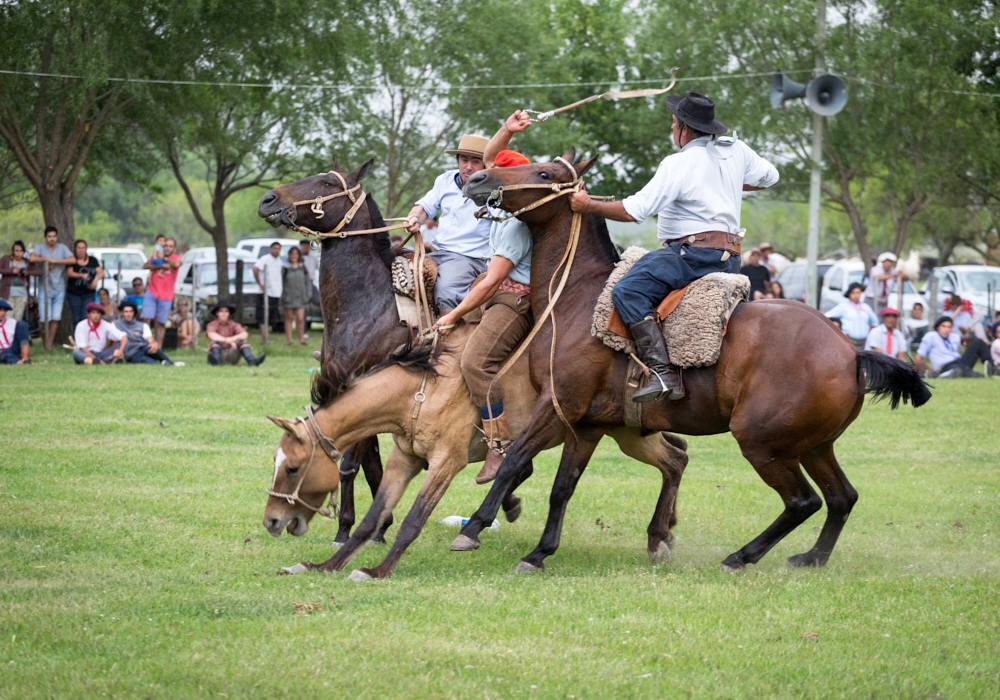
[210,302,237,316]
[844,282,865,298]
[665,92,728,134]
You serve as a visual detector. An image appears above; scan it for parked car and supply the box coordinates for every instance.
[819,259,923,314]
[174,249,261,325]
[234,237,300,260]
[89,247,148,303]
[774,259,836,303]
[927,265,1000,321]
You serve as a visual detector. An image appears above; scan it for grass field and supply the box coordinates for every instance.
[2,338,999,699]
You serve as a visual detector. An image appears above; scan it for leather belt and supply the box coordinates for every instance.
[671,231,742,256]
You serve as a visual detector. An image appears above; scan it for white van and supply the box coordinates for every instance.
[90,247,149,302]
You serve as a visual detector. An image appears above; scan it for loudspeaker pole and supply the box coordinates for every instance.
[805,0,826,309]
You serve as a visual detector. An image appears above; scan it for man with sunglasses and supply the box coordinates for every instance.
[123,277,146,311]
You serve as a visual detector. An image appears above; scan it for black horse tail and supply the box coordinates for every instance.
[855,350,932,409]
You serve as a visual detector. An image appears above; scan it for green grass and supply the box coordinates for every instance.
[2,338,999,698]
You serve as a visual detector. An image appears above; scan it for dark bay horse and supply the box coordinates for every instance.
[454,150,931,573]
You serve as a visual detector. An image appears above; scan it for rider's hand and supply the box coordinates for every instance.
[569,191,592,213]
[404,216,421,235]
[433,311,458,335]
[505,110,532,134]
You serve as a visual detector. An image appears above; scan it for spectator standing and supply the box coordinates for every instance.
[141,237,181,346]
[298,239,321,338]
[97,288,117,320]
[115,301,177,365]
[28,226,75,351]
[169,299,199,349]
[123,278,146,311]
[758,242,778,276]
[825,282,878,347]
[865,252,904,308]
[281,246,311,345]
[253,242,285,336]
[0,240,41,321]
[72,302,127,365]
[740,248,771,300]
[915,317,993,378]
[864,307,908,360]
[0,299,31,364]
[65,239,104,327]
[205,303,265,366]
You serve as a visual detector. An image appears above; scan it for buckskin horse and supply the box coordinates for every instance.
[450,150,931,573]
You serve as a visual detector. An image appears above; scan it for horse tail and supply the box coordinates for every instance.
[855,350,932,409]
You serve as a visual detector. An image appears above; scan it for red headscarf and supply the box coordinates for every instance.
[493,149,530,168]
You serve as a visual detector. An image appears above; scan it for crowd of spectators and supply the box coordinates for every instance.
[740,246,786,300]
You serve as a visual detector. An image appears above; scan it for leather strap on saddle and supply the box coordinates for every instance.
[677,231,742,256]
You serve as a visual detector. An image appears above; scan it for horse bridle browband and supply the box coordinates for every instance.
[266,406,343,519]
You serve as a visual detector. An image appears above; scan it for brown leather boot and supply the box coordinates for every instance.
[629,318,684,402]
[475,411,513,484]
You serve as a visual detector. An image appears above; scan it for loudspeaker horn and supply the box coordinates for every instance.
[770,70,808,109]
[805,74,848,116]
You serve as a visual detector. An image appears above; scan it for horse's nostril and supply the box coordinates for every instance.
[468,171,488,185]
[264,517,280,530]
[259,192,277,207]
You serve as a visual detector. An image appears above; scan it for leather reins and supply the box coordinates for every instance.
[266,406,343,519]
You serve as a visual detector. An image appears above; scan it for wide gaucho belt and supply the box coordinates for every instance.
[674,231,742,256]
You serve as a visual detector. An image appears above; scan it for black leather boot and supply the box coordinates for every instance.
[208,346,222,366]
[241,346,266,367]
[629,318,684,402]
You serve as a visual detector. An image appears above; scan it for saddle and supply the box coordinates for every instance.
[392,252,438,330]
[591,246,750,368]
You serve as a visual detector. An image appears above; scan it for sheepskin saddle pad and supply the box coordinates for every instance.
[591,246,750,368]
[391,252,438,305]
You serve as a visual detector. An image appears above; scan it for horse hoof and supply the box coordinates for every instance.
[720,561,744,574]
[450,534,480,551]
[281,563,310,575]
[648,541,671,564]
[785,553,823,568]
[514,560,543,574]
[348,569,375,582]
[503,498,522,523]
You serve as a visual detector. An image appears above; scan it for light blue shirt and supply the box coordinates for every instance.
[489,217,532,286]
[31,243,73,293]
[826,300,878,340]
[917,330,962,371]
[416,170,491,259]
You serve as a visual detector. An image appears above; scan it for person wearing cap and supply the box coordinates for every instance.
[72,301,127,365]
[865,252,904,308]
[433,110,535,484]
[864,307,908,360]
[205,303,265,366]
[114,301,177,365]
[740,247,771,300]
[825,282,879,347]
[404,133,493,311]
[0,299,31,364]
[569,91,779,401]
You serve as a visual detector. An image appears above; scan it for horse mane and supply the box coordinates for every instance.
[365,194,396,268]
[311,332,443,407]
[589,214,620,265]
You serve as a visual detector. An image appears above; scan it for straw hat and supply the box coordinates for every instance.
[445,134,489,159]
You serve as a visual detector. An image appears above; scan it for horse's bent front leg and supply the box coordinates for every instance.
[454,403,563,549]
[351,452,468,581]
[333,444,363,545]
[356,436,393,543]
[500,460,534,523]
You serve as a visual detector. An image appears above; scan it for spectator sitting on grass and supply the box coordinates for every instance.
[945,294,975,336]
[769,280,785,299]
[73,302,127,365]
[0,299,31,364]
[904,301,928,342]
[915,317,994,379]
[825,282,878,347]
[169,299,199,349]
[205,303,265,367]
[123,277,146,311]
[864,307,907,360]
[97,287,117,320]
[115,301,180,366]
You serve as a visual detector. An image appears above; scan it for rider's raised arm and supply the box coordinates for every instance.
[484,111,531,168]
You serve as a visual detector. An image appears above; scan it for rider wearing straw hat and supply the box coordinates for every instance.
[570,91,779,402]
[404,134,493,311]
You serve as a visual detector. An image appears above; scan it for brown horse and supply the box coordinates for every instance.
[263,326,690,580]
[452,151,931,573]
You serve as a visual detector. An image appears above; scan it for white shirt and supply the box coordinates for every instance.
[415,170,491,259]
[74,318,125,353]
[254,254,286,298]
[865,264,898,300]
[622,136,779,244]
[0,317,17,350]
[300,248,320,279]
[864,324,907,355]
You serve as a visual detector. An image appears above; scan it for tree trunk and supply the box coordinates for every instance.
[37,188,75,247]
[211,199,230,302]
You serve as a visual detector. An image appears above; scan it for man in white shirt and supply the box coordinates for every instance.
[404,134,492,310]
[0,299,31,364]
[570,92,779,401]
[865,252,904,308]
[865,307,908,360]
[253,242,285,335]
[73,302,127,365]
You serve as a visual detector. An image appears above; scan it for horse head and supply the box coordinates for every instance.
[257,159,375,235]
[262,415,341,538]
[463,149,597,226]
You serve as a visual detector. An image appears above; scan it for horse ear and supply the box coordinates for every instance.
[330,157,340,172]
[353,158,375,183]
[267,415,310,443]
[559,148,577,164]
[574,156,597,179]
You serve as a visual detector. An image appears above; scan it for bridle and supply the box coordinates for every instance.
[478,156,585,223]
[266,406,343,519]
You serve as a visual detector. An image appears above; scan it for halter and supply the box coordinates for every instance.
[266,406,343,519]
[478,157,583,222]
